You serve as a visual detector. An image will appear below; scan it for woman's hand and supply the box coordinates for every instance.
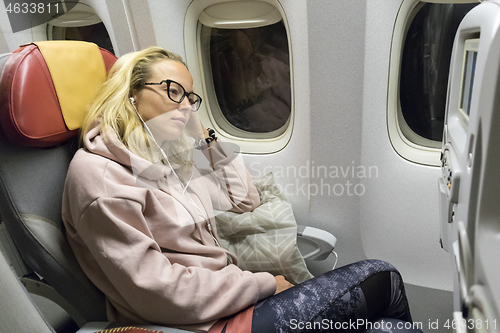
[274,275,294,295]
[184,111,207,140]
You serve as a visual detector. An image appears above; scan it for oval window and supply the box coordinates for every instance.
[201,21,290,136]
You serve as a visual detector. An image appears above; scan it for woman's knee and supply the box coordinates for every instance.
[359,271,391,320]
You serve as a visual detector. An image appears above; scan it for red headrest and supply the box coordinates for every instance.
[0,42,117,147]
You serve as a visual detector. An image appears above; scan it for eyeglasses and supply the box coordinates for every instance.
[144,79,202,111]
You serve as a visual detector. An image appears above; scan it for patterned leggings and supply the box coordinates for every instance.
[245,260,423,333]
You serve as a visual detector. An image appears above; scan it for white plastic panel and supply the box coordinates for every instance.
[440,0,500,327]
[47,3,101,27]
[297,226,337,261]
[199,1,282,28]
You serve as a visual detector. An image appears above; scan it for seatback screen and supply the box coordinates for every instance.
[459,39,479,124]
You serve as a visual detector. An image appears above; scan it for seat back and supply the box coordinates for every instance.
[0,42,117,326]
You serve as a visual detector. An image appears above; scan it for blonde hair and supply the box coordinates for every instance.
[81,46,194,168]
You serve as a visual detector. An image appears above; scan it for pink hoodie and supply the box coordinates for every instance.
[61,123,276,332]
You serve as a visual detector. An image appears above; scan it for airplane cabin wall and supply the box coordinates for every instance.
[0,3,31,52]
[148,0,189,59]
[305,0,367,269]
[361,0,452,292]
[84,0,156,56]
[0,25,7,53]
[361,0,454,328]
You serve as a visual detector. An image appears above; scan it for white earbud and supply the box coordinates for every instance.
[129,97,135,104]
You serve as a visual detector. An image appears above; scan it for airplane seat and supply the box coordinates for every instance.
[0,41,196,333]
[0,41,115,328]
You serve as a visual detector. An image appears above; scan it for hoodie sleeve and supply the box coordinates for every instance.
[200,141,260,213]
[76,196,276,326]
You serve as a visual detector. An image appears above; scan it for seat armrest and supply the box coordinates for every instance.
[297,225,337,261]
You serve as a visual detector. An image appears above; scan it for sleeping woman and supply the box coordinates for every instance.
[62,46,422,333]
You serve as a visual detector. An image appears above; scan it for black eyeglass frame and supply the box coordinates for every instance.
[143,79,203,111]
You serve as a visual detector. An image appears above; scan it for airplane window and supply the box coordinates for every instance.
[50,23,114,55]
[399,3,478,142]
[200,21,291,138]
[43,3,114,54]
